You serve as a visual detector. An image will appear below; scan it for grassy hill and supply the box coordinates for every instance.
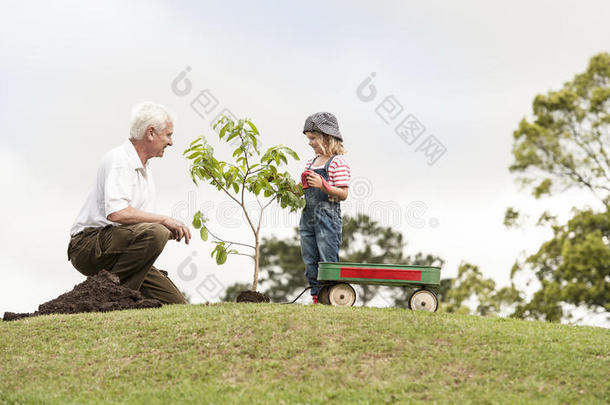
[1,303,608,404]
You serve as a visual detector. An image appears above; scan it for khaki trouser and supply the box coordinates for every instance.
[67,223,186,305]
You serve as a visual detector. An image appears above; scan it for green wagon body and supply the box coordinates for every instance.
[317,262,441,287]
[314,262,441,310]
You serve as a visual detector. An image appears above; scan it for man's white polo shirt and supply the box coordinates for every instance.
[70,139,156,236]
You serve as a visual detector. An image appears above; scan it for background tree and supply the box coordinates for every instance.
[511,207,610,321]
[442,263,522,316]
[510,52,610,205]
[507,53,610,322]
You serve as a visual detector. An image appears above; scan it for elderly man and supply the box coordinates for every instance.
[67,102,191,304]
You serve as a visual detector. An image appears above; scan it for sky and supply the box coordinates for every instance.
[1,0,608,326]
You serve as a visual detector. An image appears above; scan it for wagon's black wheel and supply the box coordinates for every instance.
[328,283,356,307]
[409,289,438,312]
[318,285,331,305]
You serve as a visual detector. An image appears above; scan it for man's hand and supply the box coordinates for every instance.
[161,217,191,244]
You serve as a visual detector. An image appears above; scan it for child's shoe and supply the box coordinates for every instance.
[312,295,319,304]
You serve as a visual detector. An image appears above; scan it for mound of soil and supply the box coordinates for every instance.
[236,290,271,303]
[3,270,162,322]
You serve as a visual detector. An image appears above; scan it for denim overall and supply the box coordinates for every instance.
[299,155,342,296]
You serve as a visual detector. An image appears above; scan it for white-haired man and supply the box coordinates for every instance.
[67,102,191,304]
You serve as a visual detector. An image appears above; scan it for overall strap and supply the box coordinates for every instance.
[323,155,337,172]
[307,156,318,169]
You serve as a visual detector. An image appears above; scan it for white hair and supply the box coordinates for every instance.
[129,102,175,140]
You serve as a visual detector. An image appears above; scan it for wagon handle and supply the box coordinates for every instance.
[280,286,312,304]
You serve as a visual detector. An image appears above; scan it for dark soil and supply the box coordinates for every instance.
[236,290,271,303]
[3,270,162,322]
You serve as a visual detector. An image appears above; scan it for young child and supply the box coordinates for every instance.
[299,112,350,304]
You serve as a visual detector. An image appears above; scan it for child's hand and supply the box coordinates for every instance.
[306,172,323,189]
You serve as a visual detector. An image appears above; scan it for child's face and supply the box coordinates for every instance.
[305,131,324,155]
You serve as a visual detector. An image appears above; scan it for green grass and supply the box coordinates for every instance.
[1,304,608,404]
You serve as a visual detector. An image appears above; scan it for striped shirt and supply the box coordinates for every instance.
[305,155,351,187]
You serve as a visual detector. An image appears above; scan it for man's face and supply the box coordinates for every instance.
[150,121,174,158]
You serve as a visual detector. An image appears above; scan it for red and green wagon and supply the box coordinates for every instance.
[317,262,441,311]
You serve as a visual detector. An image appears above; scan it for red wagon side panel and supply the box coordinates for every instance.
[340,267,422,281]
[318,262,441,286]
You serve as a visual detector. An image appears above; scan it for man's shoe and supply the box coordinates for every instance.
[312,295,319,304]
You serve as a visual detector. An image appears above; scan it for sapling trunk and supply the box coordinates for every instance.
[253,239,260,291]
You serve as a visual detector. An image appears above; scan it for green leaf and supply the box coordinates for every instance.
[503,207,521,228]
[224,172,234,186]
[211,242,225,260]
[226,132,239,143]
[219,123,228,139]
[192,211,203,229]
[284,148,300,160]
[200,226,208,241]
[253,183,262,195]
[246,120,259,135]
[216,249,227,265]
[197,167,207,180]
[248,133,258,150]
[232,183,240,193]
[533,178,552,198]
